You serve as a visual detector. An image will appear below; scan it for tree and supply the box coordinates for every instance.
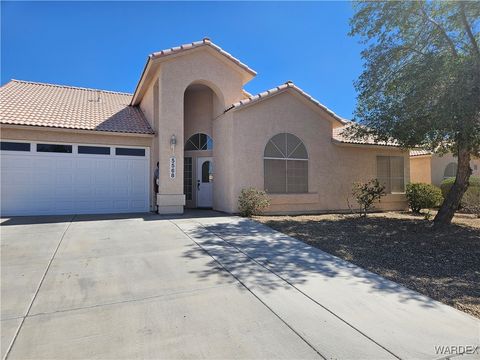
[349,1,480,227]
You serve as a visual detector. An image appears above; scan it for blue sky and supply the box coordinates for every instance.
[1,1,363,119]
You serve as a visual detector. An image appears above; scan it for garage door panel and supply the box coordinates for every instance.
[1,145,149,216]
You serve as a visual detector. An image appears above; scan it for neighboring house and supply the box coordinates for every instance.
[0,39,409,216]
[410,150,480,187]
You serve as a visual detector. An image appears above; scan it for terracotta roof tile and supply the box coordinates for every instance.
[226,81,348,125]
[149,38,256,76]
[0,80,154,134]
[410,149,432,157]
[332,123,400,147]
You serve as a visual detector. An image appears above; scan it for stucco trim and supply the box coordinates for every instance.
[225,82,348,126]
[0,124,155,138]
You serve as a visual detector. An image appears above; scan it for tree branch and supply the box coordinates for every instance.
[420,7,458,58]
[459,2,480,63]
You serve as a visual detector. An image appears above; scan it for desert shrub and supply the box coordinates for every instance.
[440,176,480,215]
[405,183,443,213]
[238,187,270,217]
[461,185,480,217]
[352,179,386,217]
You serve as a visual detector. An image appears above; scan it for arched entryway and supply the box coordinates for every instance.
[183,83,222,208]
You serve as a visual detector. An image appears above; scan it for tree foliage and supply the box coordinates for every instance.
[349,1,480,226]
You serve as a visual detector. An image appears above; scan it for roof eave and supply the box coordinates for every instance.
[331,138,403,150]
[0,123,155,137]
[131,40,256,106]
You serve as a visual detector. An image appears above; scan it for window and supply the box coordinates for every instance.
[115,148,145,156]
[264,133,308,193]
[377,156,405,193]
[185,133,213,151]
[444,162,457,178]
[184,157,193,201]
[78,146,110,155]
[202,161,213,183]
[0,141,30,151]
[37,144,72,153]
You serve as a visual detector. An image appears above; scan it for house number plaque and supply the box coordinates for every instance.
[169,157,176,179]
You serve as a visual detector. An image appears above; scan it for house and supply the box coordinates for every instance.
[0,39,409,216]
[410,150,480,187]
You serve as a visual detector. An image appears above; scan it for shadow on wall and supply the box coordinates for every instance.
[180,217,442,309]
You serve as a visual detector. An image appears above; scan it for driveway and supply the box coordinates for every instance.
[1,212,479,359]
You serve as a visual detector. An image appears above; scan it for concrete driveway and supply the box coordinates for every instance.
[1,212,479,359]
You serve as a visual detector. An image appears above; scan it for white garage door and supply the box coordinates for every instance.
[1,141,150,216]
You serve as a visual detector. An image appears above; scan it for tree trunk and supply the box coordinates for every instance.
[433,148,472,227]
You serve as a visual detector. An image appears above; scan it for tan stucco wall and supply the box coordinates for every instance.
[216,91,409,214]
[148,48,245,213]
[410,156,432,184]
[0,126,153,147]
[184,85,213,139]
[430,153,480,187]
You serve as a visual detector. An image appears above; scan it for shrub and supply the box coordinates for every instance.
[352,179,386,217]
[405,183,443,214]
[440,176,480,215]
[238,187,271,217]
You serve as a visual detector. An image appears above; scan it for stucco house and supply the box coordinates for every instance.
[0,39,409,216]
[410,150,480,187]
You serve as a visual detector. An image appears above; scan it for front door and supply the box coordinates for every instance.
[196,157,213,208]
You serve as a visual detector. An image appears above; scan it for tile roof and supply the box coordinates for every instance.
[410,149,433,157]
[0,80,154,134]
[131,38,256,105]
[332,123,401,147]
[149,38,256,76]
[226,81,348,125]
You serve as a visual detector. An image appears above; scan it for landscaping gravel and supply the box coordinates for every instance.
[255,211,480,319]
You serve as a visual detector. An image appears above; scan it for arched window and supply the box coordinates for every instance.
[444,162,457,178]
[264,133,308,193]
[185,133,213,151]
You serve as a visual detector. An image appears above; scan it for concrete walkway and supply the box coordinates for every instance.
[1,212,479,359]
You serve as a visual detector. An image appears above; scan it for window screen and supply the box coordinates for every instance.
[78,146,110,155]
[0,142,30,151]
[37,144,72,153]
[115,148,145,156]
[264,133,308,193]
[377,156,405,193]
[444,162,457,178]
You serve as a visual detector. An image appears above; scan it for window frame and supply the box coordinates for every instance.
[376,155,405,194]
[263,133,309,194]
[36,143,73,154]
[0,141,31,152]
[115,147,146,157]
[185,133,214,151]
[443,162,458,179]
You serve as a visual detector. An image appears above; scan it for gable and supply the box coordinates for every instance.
[131,39,256,105]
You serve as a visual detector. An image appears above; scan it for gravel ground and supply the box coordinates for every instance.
[255,211,480,319]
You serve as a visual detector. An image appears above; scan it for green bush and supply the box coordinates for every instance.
[405,183,443,213]
[352,179,386,217]
[238,187,271,217]
[440,176,480,215]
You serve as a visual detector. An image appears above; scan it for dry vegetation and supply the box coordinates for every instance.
[255,211,480,318]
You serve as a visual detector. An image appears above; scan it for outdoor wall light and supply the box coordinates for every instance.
[170,134,177,153]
